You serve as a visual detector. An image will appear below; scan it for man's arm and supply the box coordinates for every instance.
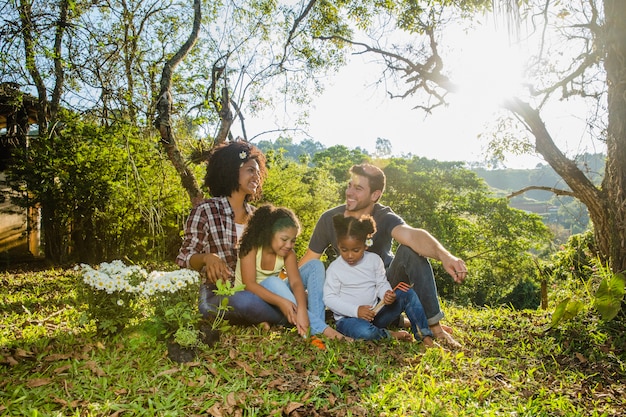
[298,248,322,268]
[391,224,467,283]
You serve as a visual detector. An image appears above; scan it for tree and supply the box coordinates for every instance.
[1,0,350,260]
[314,0,626,274]
[375,137,392,158]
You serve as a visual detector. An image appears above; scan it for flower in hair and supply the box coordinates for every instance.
[365,238,373,247]
[239,151,248,160]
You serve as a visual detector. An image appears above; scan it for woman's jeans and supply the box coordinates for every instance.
[386,245,444,326]
[199,259,328,335]
[335,288,434,341]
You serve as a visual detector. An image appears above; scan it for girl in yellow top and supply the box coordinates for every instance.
[235,205,312,337]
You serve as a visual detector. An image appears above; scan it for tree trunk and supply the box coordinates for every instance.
[154,0,203,204]
[602,0,626,273]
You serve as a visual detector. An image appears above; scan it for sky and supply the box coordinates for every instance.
[237,16,601,170]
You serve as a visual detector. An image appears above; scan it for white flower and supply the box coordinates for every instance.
[117,299,124,306]
[365,238,373,247]
[239,151,247,160]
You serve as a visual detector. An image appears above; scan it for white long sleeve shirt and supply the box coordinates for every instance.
[323,251,392,321]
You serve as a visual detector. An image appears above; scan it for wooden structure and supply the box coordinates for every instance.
[0,83,41,262]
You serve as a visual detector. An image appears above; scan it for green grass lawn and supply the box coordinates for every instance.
[1,266,625,416]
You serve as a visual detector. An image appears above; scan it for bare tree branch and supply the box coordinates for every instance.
[154,0,203,203]
[280,0,318,69]
[507,186,575,199]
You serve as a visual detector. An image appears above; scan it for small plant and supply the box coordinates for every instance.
[139,268,202,347]
[208,279,246,331]
[77,260,147,336]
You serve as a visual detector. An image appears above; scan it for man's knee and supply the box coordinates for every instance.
[395,244,430,264]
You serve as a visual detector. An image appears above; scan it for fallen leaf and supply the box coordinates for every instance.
[44,353,72,362]
[53,364,72,374]
[83,361,106,377]
[15,348,32,358]
[226,392,237,406]
[156,368,180,377]
[575,352,587,363]
[207,403,223,417]
[206,366,219,377]
[235,360,254,376]
[268,378,284,389]
[6,356,18,366]
[27,378,52,388]
[284,402,304,414]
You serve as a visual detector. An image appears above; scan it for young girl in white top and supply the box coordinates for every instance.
[324,214,435,345]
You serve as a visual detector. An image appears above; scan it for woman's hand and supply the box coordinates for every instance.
[383,290,396,305]
[358,305,376,322]
[203,253,232,284]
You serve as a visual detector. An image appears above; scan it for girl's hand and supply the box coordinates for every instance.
[358,305,376,322]
[278,299,298,325]
[295,307,310,337]
[383,290,396,305]
[203,253,232,284]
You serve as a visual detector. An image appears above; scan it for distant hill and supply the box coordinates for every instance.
[471,153,604,235]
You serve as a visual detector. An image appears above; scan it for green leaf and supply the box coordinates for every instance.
[594,272,626,321]
[550,297,584,328]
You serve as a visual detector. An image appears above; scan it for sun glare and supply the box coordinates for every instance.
[451,25,526,109]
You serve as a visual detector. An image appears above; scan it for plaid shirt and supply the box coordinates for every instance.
[176,196,254,281]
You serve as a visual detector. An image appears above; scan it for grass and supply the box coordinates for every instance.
[1,266,625,416]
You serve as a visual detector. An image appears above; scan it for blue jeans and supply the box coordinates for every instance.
[198,259,328,335]
[335,289,433,341]
[386,245,444,325]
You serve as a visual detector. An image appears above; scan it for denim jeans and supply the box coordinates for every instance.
[198,259,328,335]
[335,289,434,341]
[385,245,444,325]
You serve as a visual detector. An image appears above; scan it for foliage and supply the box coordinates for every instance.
[311,144,371,185]
[545,232,626,328]
[2,267,625,415]
[4,114,188,263]
[209,279,246,332]
[594,270,626,321]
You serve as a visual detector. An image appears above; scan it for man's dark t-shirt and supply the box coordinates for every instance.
[308,204,405,268]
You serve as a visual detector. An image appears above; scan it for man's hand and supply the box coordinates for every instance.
[442,254,468,284]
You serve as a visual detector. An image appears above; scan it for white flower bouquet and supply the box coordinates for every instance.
[139,269,202,347]
[78,260,242,351]
[77,260,147,336]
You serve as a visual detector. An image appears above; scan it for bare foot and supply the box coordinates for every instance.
[390,330,415,342]
[422,336,437,348]
[322,326,353,341]
[259,322,271,331]
[429,323,454,334]
[431,324,462,349]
